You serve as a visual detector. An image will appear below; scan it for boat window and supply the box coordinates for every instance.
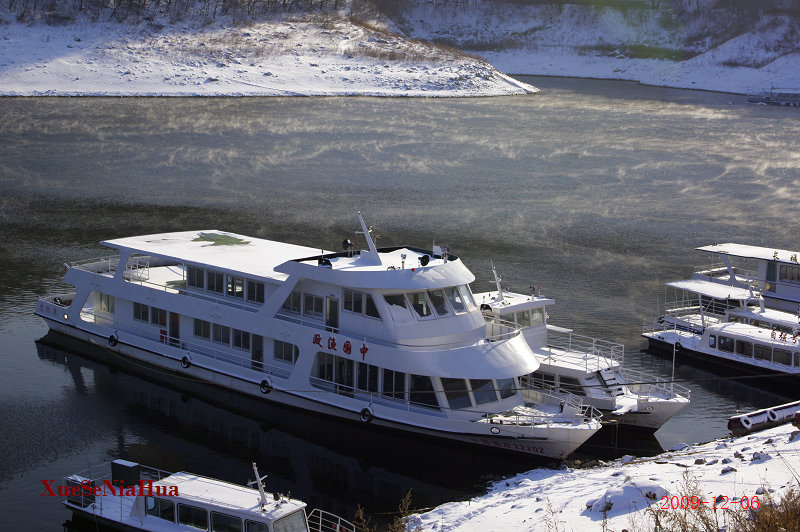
[470,379,497,405]
[304,294,324,320]
[780,264,800,284]
[499,313,515,326]
[559,376,586,396]
[444,287,466,314]
[531,372,556,389]
[409,375,439,410]
[728,315,747,324]
[151,307,167,327]
[384,294,412,322]
[773,323,794,335]
[212,324,231,346]
[335,357,354,396]
[428,290,450,317]
[774,348,792,365]
[343,289,363,314]
[718,336,734,353]
[314,352,335,381]
[252,335,264,371]
[232,329,250,351]
[384,294,407,308]
[246,280,264,304]
[459,285,477,310]
[408,292,434,319]
[365,294,382,320]
[134,302,149,323]
[274,340,299,364]
[736,340,753,358]
[187,265,204,289]
[708,335,716,348]
[98,293,114,313]
[750,319,771,329]
[754,343,771,361]
[272,510,308,532]
[517,311,531,328]
[146,497,174,522]
[194,319,211,340]
[496,378,516,399]
[245,522,269,532]
[795,353,800,367]
[211,512,242,532]
[382,369,406,401]
[357,362,379,393]
[226,275,245,299]
[531,308,545,326]
[207,271,224,294]
[178,504,208,530]
[441,378,472,410]
[282,291,301,313]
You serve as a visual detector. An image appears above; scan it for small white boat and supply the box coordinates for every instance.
[35,213,601,460]
[475,267,689,431]
[63,460,353,532]
[643,277,800,386]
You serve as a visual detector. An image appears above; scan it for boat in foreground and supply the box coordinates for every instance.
[62,459,352,532]
[35,214,601,460]
[475,268,689,431]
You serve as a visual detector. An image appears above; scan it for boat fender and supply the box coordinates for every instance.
[181,356,191,369]
[767,409,778,422]
[359,408,374,423]
[108,335,118,347]
[740,416,752,430]
[675,342,682,351]
[259,379,273,394]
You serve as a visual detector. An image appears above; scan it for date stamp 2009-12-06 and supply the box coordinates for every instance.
[659,495,759,511]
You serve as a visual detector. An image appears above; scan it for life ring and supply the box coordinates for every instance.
[359,408,374,423]
[259,379,273,394]
[181,356,191,369]
[767,410,778,422]
[108,335,118,347]
[740,416,752,430]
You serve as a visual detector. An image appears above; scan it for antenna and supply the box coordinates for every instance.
[355,212,382,265]
[248,462,269,508]
[491,262,504,300]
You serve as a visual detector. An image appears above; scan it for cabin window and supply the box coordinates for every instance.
[272,510,308,532]
[709,335,716,348]
[245,522,269,532]
[335,357,354,396]
[409,375,439,410]
[773,323,794,335]
[718,336,734,353]
[736,340,753,358]
[178,504,208,530]
[150,307,167,327]
[459,285,477,310]
[441,378,472,410]
[246,280,264,304]
[795,353,800,367]
[428,290,450,317]
[444,287,466,314]
[274,340,299,364]
[780,264,800,284]
[750,319,770,329]
[193,319,211,340]
[134,302,149,322]
[382,369,406,401]
[146,497,175,522]
[384,294,407,308]
[212,324,231,345]
[283,291,301,313]
[774,348,792,365]
[98,293,115,313]
[304,294,324,320]
[496,378,516,399]
[517,310,531,328]
[365,294,382,320]
[532,372,556,389]
[559,376,585,396]
[754,344,771,361]
[314,352,335,382]
[531,308,545,326]
[211,512,242,532]
[343,289,363,314]
[207,271,224,294]
[408,292,434,319]
[226,275,245,299]
[357,362,379,393]
[470,379,497,405]
[500,313,515,326]
[187,266,204,289]
[232,329,250,351]
[729,315,747,324]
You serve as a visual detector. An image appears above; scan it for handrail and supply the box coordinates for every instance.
[307,508,356,532]
[622,367,691,401]
[543,327,625,373]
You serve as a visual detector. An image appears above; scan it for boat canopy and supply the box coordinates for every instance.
[697,243,800,264]
[666,279,757,301]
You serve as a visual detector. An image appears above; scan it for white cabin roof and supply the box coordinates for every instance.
[473,291,555,313]
[666,279,757,300]
[697,243,800,264]
[155,472,305,518]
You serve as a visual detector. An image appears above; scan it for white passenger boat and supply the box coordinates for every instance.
[35,214,601,460]
[642,277,800,387]
[62,459,352,532]
[475,268,689,431]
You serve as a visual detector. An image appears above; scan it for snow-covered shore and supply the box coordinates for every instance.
[415,422,800,531]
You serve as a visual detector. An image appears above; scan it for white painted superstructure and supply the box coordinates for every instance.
[36,214,601,460]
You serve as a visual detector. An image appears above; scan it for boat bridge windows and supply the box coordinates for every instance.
[440,377,517,410]
[186,265,267,307]
[382,285,477,322]
[146,497,174,522]
[343,289,381,320]
[178,503,208,529]
[526,371,586,396]
[495,308,545,329]
[709,334,800,366]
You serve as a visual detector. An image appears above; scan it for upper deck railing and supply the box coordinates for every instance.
[543,327,625,373]
[694,261,759,287]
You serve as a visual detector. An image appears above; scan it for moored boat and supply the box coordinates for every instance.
[61,459,352,532]
[35,214,601,460]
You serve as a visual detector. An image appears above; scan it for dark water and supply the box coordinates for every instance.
[1,78,799,530]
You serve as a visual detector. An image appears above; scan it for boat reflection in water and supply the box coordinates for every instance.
[37,331,534,529]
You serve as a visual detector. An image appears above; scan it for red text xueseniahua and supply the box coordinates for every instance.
[41,479,179,497]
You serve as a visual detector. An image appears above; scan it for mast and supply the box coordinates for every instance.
[356,212,382,266]
[491,262,504,301]
[249,462,269,508]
